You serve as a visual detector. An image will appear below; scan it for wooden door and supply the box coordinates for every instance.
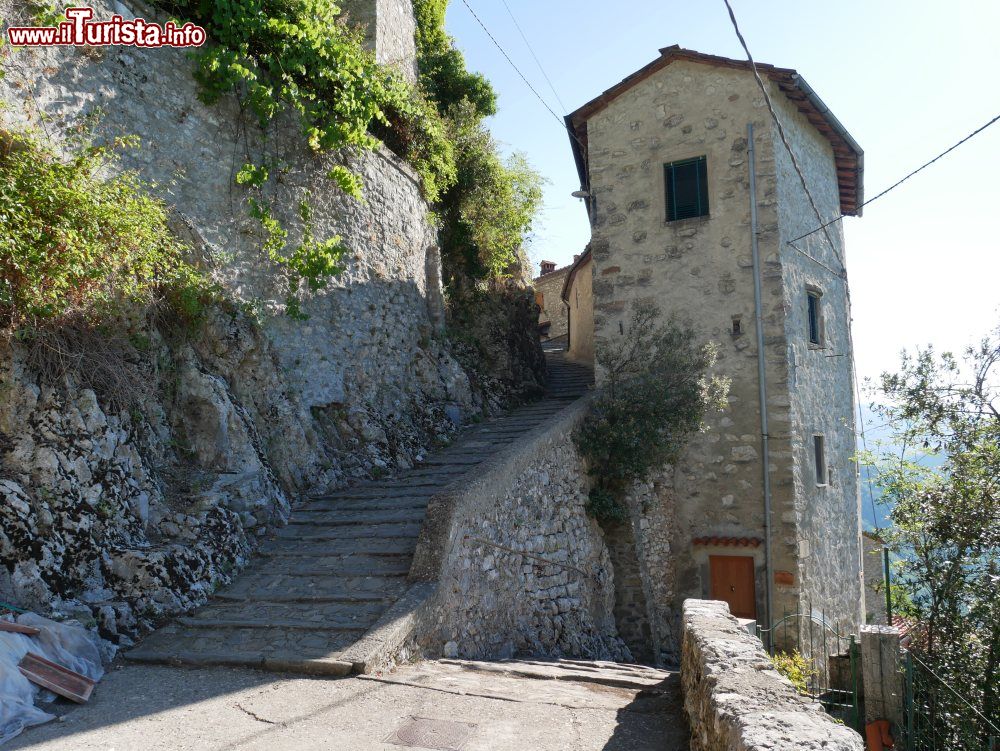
[709,555,757,619]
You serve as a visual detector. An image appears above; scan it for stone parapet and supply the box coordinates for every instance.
[681,599,863,750]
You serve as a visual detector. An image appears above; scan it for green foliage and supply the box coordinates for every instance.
[412,0,496,118]
[243,189,347,319]
[438,104,544,282]
[411,4,539,285]
[865,323,1000,746]
[574,302,729,523]
[158,0,457,202]
[771,650,816,695]
[0,130,212,330]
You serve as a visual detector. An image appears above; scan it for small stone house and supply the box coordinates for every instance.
[563,45,866,644]
[533,260,572,342]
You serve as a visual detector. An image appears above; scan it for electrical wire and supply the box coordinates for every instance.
[721,0,846,277]
[498,0,567,113]
[457,0,566,127]
[790,111,1000,244]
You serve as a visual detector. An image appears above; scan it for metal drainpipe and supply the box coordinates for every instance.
[747,123,774,636]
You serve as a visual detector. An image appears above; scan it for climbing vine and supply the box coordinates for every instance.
[574,302,729,523]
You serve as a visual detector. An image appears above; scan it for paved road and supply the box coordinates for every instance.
[11,658,689,750]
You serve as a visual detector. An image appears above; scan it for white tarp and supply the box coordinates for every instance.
[0,613,104,745]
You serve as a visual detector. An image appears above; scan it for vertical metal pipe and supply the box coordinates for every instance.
[884,546,894,625]
[748,123,774,634]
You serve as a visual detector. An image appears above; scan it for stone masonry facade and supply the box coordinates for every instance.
[569,51,865,655]
[412,400,628,662]
[0,0,515,644]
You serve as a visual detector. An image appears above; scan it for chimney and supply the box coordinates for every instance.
[540,260,556,275]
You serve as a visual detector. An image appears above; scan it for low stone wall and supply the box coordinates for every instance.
[408,399,628,662]
[682,599,863,751]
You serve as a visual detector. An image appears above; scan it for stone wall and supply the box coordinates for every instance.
[410,399,628,661]
[0,0,538,642]
[771,91,864,635]
[578,56,863,641]
[338,0,418,84]
[682,599,864,751]
[533,266,570,341]
[584,59,796,627]
[0,311,296,642]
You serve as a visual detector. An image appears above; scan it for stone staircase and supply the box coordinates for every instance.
[126,349,593,675]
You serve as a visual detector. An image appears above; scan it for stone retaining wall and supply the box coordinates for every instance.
[408,399,628,662]
[681,599,863,751]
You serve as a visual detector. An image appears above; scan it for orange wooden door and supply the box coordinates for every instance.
[709,555,757,619]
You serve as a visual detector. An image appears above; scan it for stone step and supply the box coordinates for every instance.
[260,537,417,557]
[303,495,434,510]
[126,622,356,675]
[179,599,384,629]
[288,508,427,525]
[275,521,422,539]
[128,352,594,678]
[218,573,407,601]
[417,455,487,467]
[252,554,412,577]
[311,486,439,502]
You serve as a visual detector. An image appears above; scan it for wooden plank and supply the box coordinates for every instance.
[18,652,95,703]
[0,621,40,636]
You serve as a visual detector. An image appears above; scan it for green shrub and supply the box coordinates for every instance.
[412,0,495,119]
[0,130,211,330]
[438,104,544,283]
[574,302,729,523]
[771,650,817,694]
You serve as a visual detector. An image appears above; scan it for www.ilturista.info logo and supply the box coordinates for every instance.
[6,7,206,47]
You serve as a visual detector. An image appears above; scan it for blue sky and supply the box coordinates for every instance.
[445,0,1000,385]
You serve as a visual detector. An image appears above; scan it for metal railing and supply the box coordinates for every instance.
[756,611,862,732]
[903,649,1000,751]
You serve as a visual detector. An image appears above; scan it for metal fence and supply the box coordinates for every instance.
[756,612,862,733]
[902,649,1000,751]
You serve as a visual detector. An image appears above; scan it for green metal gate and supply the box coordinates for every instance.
[756,612,863,733]
[902,649,1000,751]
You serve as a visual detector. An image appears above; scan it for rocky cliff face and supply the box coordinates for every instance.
[0,0,543,642]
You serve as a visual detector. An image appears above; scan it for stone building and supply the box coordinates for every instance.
[532,260,572,342]
[561,250,594,365]
[563,46,866,645]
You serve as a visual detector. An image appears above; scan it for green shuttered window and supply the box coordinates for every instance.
[664,156,709,222]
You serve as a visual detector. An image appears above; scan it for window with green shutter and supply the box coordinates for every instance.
[664,156,709,222]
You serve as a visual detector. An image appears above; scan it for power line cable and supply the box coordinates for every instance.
[721,0,846,277]
[790,111,1000,244]
[498,0,567,112]
[458,0,566,127]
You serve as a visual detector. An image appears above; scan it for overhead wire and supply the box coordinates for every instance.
[790,111,1000,244]
[721,0,846,278]
[457,0,566,128]
[498,0,567,113]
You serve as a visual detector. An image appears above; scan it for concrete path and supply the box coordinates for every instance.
[10,658,688,750]
[126,351,593,674]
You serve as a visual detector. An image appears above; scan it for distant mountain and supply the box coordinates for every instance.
[855,403,946,531]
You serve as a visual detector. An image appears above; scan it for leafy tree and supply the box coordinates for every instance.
[437,103,543,284]
[412,0,496,118]
[867,324,1000,748]
[575,302,729,523]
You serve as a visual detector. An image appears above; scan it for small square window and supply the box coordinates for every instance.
[664,156,709,222]
[807,290,823,346]
[813,435,827,486]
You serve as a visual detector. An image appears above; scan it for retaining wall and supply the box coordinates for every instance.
[681,599,863,751]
